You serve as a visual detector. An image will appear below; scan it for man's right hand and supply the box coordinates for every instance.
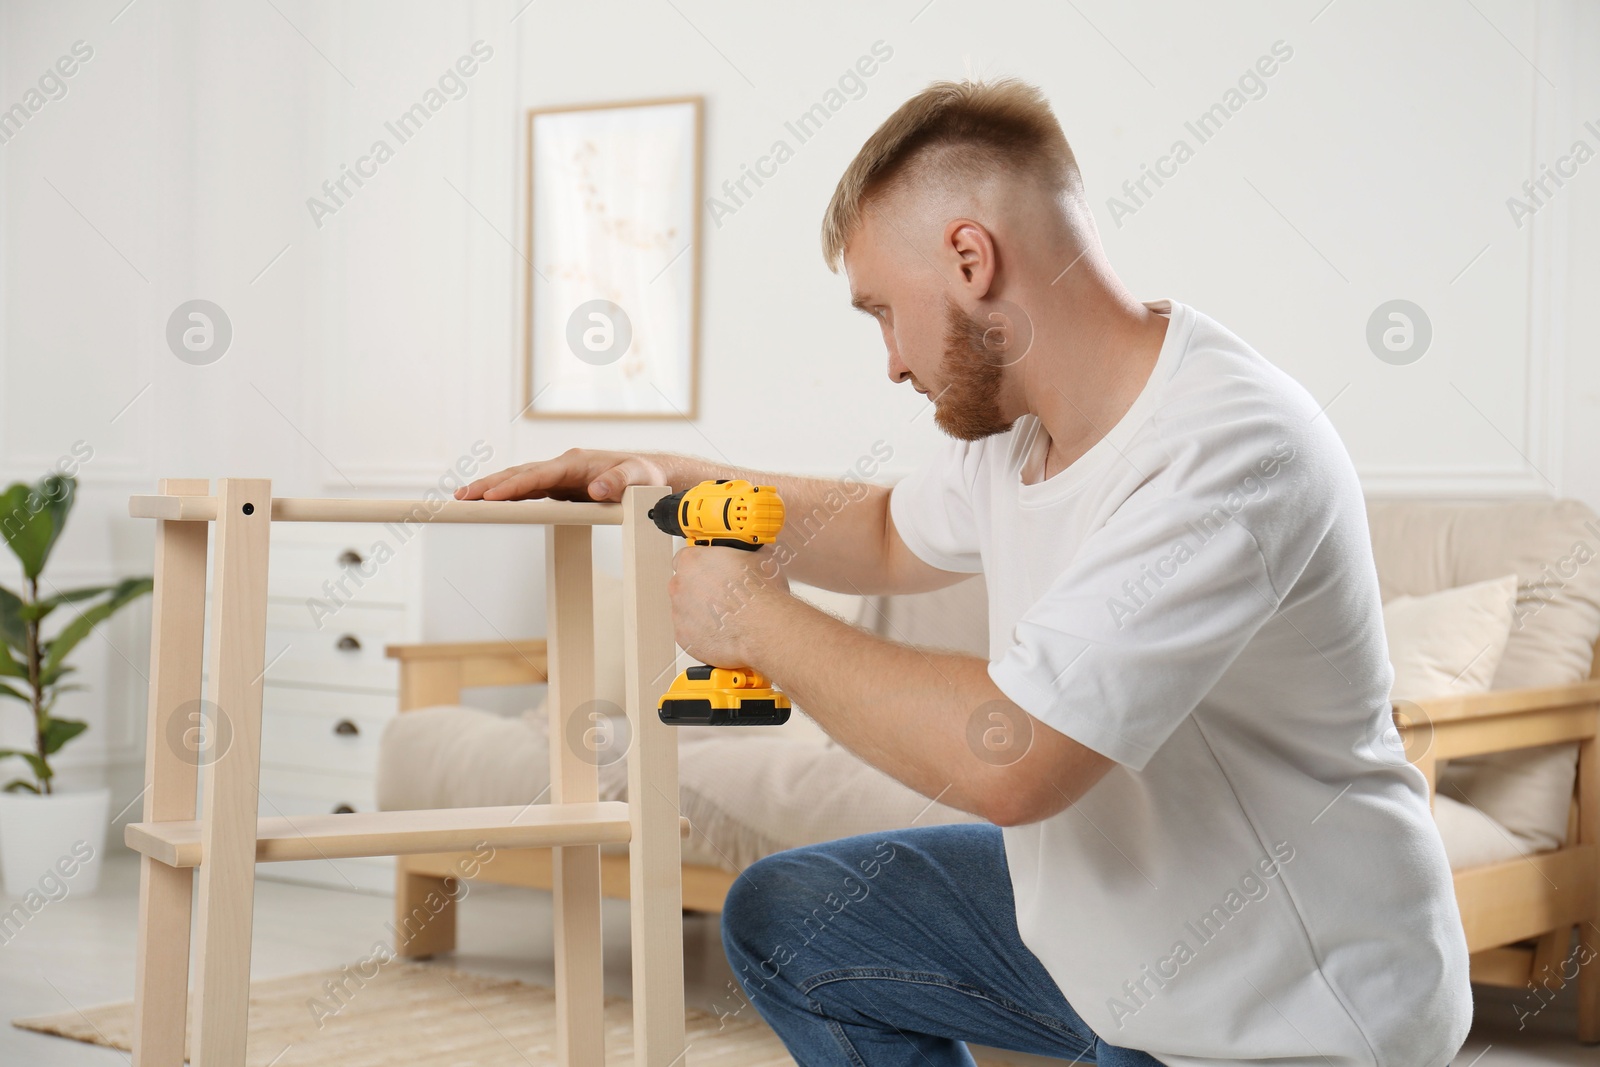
[455,448,695,503]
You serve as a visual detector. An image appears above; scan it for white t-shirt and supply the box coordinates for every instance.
[889,300,1471,1066]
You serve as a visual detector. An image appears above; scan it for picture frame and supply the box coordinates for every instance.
[522,96,703,420]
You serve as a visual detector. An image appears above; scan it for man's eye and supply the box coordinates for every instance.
[873,307,888,321]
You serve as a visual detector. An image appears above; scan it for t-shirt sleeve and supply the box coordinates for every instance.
[987,446,1310,772]
[888,436,985,574]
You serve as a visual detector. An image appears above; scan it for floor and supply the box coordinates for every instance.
[0,853,1592,1066]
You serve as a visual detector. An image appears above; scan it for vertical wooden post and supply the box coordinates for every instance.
[1577,727,1599,1042]
[1574,652,1600,1043]
[132,478,210,1067]
[547,524,605,1066]
[393,864,459,959]
[621,488,686,1067]
[1581,649,1600,1043]
[1530,792,1580,1004]
[190,479,272,1067]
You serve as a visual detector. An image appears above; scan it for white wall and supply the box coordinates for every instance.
[2,0,1596,795]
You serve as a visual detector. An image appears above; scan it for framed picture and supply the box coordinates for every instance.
[523,96,703,420]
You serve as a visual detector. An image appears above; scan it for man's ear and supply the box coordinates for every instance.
[945,218,997,299]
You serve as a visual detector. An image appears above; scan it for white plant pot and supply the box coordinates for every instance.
[0,786,110,899]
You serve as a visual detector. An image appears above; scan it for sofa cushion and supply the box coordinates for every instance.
[1384,574,1517,701]
[1368,499,1600,857]
[1431,794,1540,869]
[1366,499,1600,690]
[377,706,629,812]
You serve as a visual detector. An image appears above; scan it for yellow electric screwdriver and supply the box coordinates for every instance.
[648,479,792,726]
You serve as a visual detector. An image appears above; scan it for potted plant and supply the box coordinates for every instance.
[0,473,151,897]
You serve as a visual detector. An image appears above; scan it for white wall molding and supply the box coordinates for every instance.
[1520,0,1573,495]
[1355,0,1573,499]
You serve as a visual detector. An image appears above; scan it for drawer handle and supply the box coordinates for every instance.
[336,634,362,652]
[338,549,364,567]
[333,719,360,737]
[332,804,356,815]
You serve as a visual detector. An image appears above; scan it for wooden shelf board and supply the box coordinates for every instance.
[125,801,689,868]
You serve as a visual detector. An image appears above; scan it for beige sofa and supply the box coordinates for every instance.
[378,498,1600,1038]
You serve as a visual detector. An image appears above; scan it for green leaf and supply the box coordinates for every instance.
[36,664,75,689]
[2,779,40,794]
[0,475,75,580]
[21,584,113,624]
[0,641,26,679]
[0,585,26,652]
[0,681,31,703]
[0,749,50,783]
[41,576,152,679]
[40,717,88,756]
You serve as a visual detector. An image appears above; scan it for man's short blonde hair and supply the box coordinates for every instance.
[821,78,1081,272]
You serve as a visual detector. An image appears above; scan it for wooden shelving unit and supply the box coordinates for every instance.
[126,479,686,1067]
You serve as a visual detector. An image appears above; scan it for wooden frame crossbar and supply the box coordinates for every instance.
[125,478,684,1067]
[128,494,623,525]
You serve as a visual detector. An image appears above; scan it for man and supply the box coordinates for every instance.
[460,79,1471,1066]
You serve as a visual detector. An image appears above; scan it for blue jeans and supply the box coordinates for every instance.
[720,823,1167,1066]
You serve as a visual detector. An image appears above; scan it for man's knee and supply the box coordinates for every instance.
[721,847,818,961]
[721,848,834,1004]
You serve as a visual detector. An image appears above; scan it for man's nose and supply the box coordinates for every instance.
[887,351,911,384]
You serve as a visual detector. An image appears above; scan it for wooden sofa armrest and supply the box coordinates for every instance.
[1395,679,1600,785]
[385,638,549,710]
[1401,679,1600,725]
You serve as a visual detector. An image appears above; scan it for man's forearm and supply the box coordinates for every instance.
[667,531,1116,823]
[657,453,900,593]
[743,590,1010,821]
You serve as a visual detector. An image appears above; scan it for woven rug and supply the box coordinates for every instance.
[13,962,1016,1065]
[14,963,788,1066]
